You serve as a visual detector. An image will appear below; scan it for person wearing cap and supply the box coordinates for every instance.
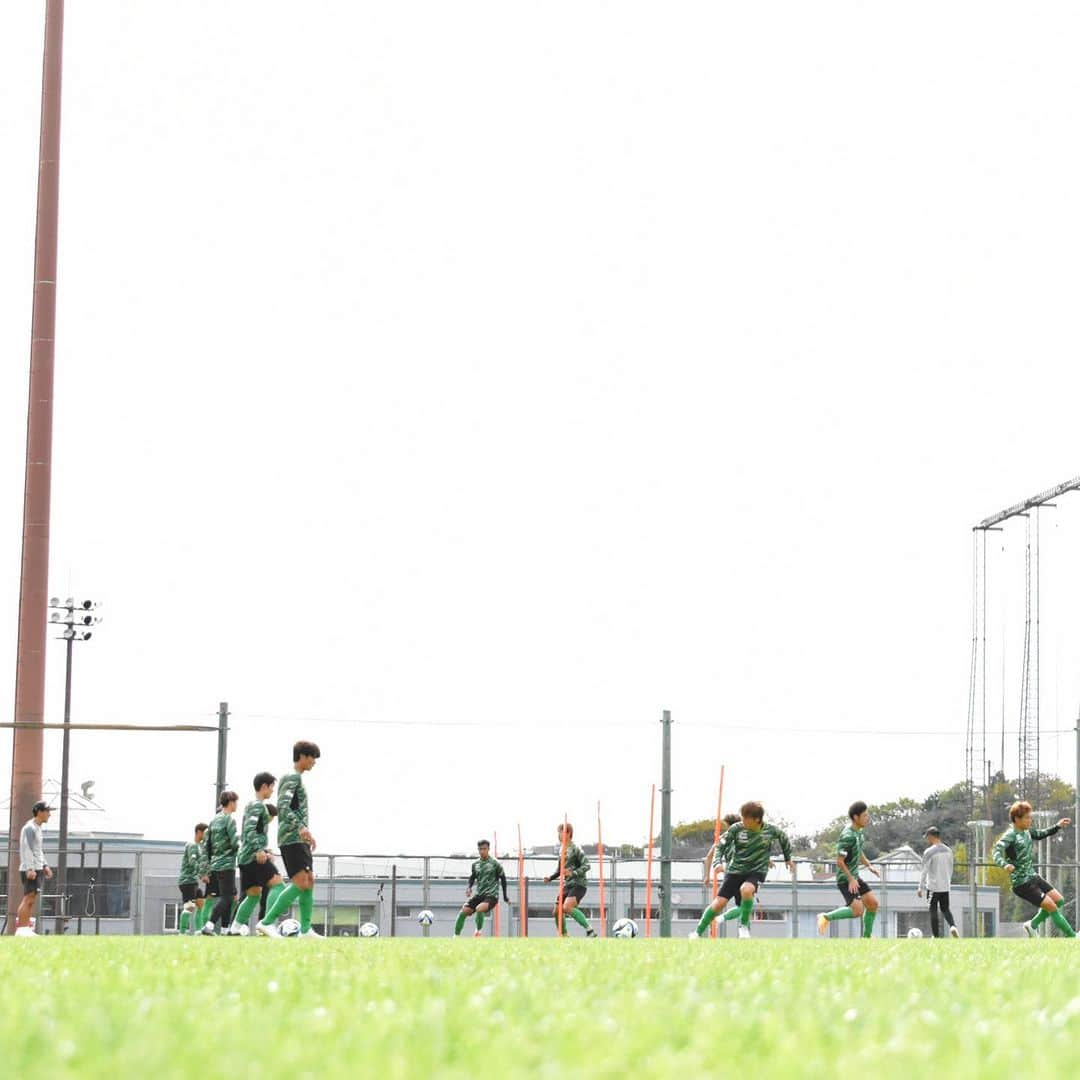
[16,801,54,936]
[918,826,959,938]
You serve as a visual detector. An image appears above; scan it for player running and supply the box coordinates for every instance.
[256,740,321,939]
[992,801,1074,939]
[817,800,881,938]
[543,823,597,937]
[178,822,209,935]
[202,791,240,935]
[454,839,510,937]
[692,801,792,939]
[229,773,286,935]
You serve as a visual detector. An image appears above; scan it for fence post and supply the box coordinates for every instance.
[95,840,102,935]
[790,860,799,938]
[326,855,336,937]
[391,865,398,938]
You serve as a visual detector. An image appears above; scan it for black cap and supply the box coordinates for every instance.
[32,801,53,814]
[923,826,941,838]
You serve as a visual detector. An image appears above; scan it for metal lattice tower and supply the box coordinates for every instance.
[1018,511,1040,803]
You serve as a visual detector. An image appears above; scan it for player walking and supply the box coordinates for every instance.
[178,822,208,935]
[454,839,510,937]
[817,800,881,937]
[256,741,321,939]
[692,802,792,939]
[543,823,597,937]
[992,801,1074,938]
[202,791,240,935]
[229,773,286,935]
[918,826,959,938]
[15,801,54,936]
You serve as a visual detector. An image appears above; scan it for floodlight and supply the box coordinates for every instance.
[62,628,75,640]
[50,612,61,623]
[80,632,92,642]
[81,600,93,610]
[80,615,92,626]
[64,597,74,607]
[49,596,60,607]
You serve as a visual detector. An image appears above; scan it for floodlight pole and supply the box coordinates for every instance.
[54,631,74,934]
[7,0,66,935]
[660,709,672,937]
[215,702,229,803]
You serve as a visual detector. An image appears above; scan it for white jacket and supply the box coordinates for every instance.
[919,842,953,893]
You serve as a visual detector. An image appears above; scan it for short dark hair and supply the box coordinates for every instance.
[266,803,277,819]
[722,812,741,826]
[923,826,941,838]
[559,822,574,838]
[848,800,868,820]
[195,822,209,834]
[220,790,239,807]
[293,740,321,763]
[253,771,277,791]
[477,839,490,848]
[740,801,764,822]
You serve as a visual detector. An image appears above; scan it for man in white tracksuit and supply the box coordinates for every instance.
[17,800,54,936]
[917,826,959,938]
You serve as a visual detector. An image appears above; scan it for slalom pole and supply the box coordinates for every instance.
[557,813,569,937]
[597,800,606,937]
[517,824,527,937]
[645,784,656,938]
[493,830,500,938]
[710,765,726,939]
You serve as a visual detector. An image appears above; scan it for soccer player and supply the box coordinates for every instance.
[229,773,287,935]
[201,791,240,935]
[992,801,1074,939]
[195,807,215,931]
[455,839,510,937]
[701,812,742,884]
[178,822,208,935]
[256,740,321,939]
[692,801,792,939]
[917,826,959,938]
[15,801,54,936]
[543,823,597,937]
[817,800,881,938]
[258,802,279,922]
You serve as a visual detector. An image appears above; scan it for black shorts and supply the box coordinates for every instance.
[281,842,314,879]
[558,884,587,903]
[240,860,278,892]
[20,871,43,895]
[211,870,237,899]
[1013,874,1055,907]
[837,877,873,906]
[465,894,499,910]
[179,883,199,903]
[718,871,766,901]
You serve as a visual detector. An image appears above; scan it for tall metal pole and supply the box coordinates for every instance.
[54,634,73,934]
[1074,709,1079,930]
[660,709,672,938]
[7,0,67,934]
[215,702,229,802]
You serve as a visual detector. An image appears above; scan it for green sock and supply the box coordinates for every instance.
[298,889,314,933]
[823,906,857,921]
[196,903,211,929]
[260,883,299,925]
[233,894,258,927]
[695,904,719,936]
[722,906,741,921]
[264,882,284,915]
[475,911,485,931]
[1050,909,1076,937]
[179,910,190,934]
[862,910,877,938]
[454,912,467,936]
[570,908,591,931]
[739,897,754,927]
[1030,908,1050,930]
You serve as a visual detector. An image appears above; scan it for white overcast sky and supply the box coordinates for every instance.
[2,2,1080,855]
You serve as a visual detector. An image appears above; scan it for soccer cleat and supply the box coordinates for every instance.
[689,929,702,939]
[300,928,323,939]
[949,926,960,938]
[817,913,829,936]
[255,922,281,939]
[200,922,216,936]
[473,930,483,938]
[14,926,36,937]
[586,928,598,938]
[738,926,751,939]
[1023,920,1036,938]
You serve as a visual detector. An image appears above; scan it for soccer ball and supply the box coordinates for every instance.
[907,927,924,939]
[279,918,301,937]
[612,918,638,939]
[417,909,434,927]
[359,922,380,938]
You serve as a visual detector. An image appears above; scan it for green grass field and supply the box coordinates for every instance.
[1,938,1076,1078]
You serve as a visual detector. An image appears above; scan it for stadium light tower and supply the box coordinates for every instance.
[48,596,101,933]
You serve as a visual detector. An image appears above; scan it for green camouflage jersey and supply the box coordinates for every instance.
[276,772,308,846]
[992,824,1060,887]
[469,856,507,899]
[835,825,867,884]
[197,837,209,877]
[556,841,590,888]
[714,823,792,874]
[238,800,272,866]
[179,840,202,885]
[206,811,239,872]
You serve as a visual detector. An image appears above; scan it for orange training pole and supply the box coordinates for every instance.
[645,784,656,938]
[517,824,527,937]
[493,830,500,937]
[710,765,726,939]
[557,813,569,936]
[596,800,606,937]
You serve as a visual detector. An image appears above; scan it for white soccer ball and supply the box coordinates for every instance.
[612,918,639,939]
[907,927,924,939]
[417,909,434,927]
[359,922,380,938]
[279,918,301,937]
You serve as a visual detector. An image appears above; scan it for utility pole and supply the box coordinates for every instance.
[660,709,672,938]
[215,702,229,804]
[1074,709,1079,930]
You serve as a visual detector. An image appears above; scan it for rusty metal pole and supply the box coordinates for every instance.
[6,0,66,933]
